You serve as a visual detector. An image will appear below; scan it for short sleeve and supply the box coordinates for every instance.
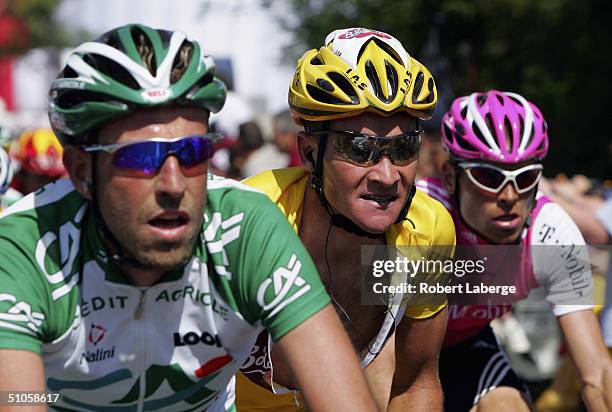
[531,202,594,316]
[234,196,331,341]
[404,193,455,319]
[0,243,47,354]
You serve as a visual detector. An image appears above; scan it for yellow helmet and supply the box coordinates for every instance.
[289,28,437,124]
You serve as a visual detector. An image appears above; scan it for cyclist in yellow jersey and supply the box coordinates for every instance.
[236,28,455,411]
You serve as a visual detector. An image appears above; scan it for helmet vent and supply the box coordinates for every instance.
[425,78,435,103]
[185,72,214,99]
[170,40,194,84]
[518,114,525,140]
[327,72,359,104]
[60,66,78,79]
[453,134,474,152]
[503,116,513,151]
[476,94,486,106]
[307,84,348,105]
[472,121,488,147]
[443,124,454,142]
[131,26,157,77]
[55,90,121,110]
[495,93,504,105]
[82,53,140,90]
[485,113,495,137]
[310,57,324,65]
[98,30,124,52]
[371,38,404,66]
[411,72,424,104]
[508,95,522,106]
[384,61,399,102]
[365,60,384,100]
[316,78,335,92]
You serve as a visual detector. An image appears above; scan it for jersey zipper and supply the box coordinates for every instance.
[135,290,146,412]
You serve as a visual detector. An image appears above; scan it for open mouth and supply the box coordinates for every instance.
[494,213,519,222]
[360,194,398,207]
[148,212,190,238]
[492,213,521,230]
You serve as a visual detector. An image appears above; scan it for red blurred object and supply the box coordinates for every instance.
[0,7,30,111]
[0,12,29,50]
[0,56,13,110]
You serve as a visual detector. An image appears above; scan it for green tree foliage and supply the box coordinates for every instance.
[1,0,68,55]
[281,0,612,178]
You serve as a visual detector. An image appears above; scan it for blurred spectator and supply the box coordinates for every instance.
[208,91,254,176]
[229,121,264,178]
[539,176,608,245]
[10,128,66,194]
[233,121,287,179]
[272,110,301,167]
[417,123,447,179]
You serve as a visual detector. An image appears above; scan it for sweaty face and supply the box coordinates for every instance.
[320,112,419,234]
[457,162,536,244]
[95,107,209,271]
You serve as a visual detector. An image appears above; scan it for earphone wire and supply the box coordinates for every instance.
[324,222,397,357]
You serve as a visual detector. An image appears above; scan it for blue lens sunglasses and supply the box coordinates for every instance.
[83,133,221,177]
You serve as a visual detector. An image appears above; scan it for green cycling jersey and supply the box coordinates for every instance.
[0,175,330,411]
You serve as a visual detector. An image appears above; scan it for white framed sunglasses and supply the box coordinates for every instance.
[457,162,543,194]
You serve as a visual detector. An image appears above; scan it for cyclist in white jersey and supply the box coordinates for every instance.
[0,24,377,411]
[417,90,612,411]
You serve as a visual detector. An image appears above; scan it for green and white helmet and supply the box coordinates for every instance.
[49,24,227,146]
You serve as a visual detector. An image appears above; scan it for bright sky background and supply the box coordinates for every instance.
[55,0,298,115]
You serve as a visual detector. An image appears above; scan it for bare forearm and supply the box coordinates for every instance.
[389,308,447,411]
[582,362,612,412]
[277,305,377,411]
[0,350,46,412]
[388,382,443,412]
[559,311,612,412]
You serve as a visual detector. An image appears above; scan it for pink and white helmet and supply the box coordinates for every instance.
[441,90,549,163]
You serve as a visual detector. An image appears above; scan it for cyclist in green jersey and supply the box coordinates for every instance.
[0,24,376,412]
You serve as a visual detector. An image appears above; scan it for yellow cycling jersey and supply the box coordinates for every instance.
[236,167,455,411]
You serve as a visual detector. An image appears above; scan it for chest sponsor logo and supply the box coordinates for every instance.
[448,305,511,320]
[80,323,116,364]
[257,254,311,319]
[173,331,222,348]
[155,286,229,321]
[81,295,128,317]
[88,323,106,345]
